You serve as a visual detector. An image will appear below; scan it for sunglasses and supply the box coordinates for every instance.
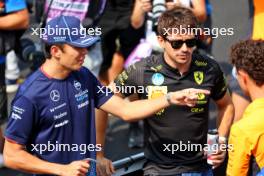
[164,37,197,49]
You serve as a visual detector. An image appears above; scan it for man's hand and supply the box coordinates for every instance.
[139,0,152,12]
[209,147,226,169]
[204,140,227,169]
[60,160,90,176]
[96,156,115,176]
[170,88,210,107]
[166,1,180,10]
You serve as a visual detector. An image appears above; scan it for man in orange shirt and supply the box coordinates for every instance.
[227,39,264,176]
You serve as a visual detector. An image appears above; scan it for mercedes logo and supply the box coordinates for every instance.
[50,90,60,102]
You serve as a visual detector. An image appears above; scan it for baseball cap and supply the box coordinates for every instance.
[42,15,100,48]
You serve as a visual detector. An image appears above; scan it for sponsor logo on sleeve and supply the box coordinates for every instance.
[11,112,22,120]
[10,106,25,120]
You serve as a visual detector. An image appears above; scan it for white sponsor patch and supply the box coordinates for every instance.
[54,120,69,128]
[50,103,67,113]
[54,112,67,120]
[78,100,89,109]
[13,106,25,115]
[11,112,22,120]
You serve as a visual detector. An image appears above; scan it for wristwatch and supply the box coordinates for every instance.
[166,92,172,104]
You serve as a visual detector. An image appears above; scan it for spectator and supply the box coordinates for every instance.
[0,0,29,167]
[98,0,145,84]
[96,0,145,148]
[5,50,21,93]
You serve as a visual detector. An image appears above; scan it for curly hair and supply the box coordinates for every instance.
[230,39,264,86]
[157,6,198,37]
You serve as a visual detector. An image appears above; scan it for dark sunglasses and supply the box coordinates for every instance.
[164,37,197,49]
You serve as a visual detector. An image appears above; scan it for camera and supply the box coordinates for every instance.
[151,0,175,26]
[151,0,166,26]
[19,38,45,70]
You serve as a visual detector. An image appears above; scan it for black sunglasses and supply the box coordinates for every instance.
[164,37,197,49]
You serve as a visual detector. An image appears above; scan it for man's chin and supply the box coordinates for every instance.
[76,66,82,71]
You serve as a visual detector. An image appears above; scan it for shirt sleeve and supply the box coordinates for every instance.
[227,125,251,176]
[211,64,228,100]
[76,67,112,109]
[5,96,35,145]
[93,77,114,108]
[5,0,27,13]
[114,63,143,97]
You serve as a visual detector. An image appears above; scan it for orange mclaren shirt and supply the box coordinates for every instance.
[252,0,264,39]
[227,98,264,176]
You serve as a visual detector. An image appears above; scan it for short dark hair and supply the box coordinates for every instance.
[230,39,264,86]
[157,6,198,37]
[43,43,64,59]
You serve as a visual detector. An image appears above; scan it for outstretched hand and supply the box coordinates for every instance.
[170,88,210,107]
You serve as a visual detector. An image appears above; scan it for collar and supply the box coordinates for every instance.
[159,54,196,78]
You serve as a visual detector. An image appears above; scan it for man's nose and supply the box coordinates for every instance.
[180,43,188,51]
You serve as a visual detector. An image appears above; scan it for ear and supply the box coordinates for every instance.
[237,69,249,86]
[157,35,166,49]
[50,45,62,58]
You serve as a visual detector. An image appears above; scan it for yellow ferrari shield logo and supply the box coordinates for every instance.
[197,93,205,100]
[194,71,204,85]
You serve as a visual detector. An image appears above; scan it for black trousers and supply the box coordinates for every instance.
[99,24,144,75]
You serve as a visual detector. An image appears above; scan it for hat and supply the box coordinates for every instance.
[42,15,99,48]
